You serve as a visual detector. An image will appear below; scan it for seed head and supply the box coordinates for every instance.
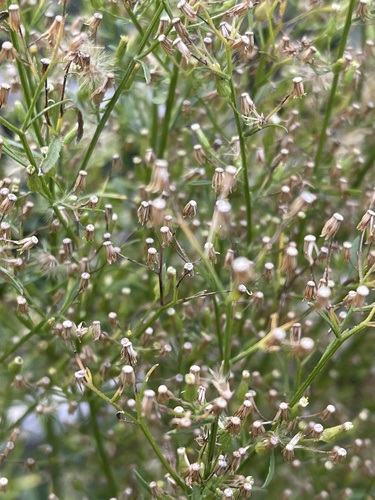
[234,399,254,420]
[141,389,155,417]
[120,337,137,365]
[183,200,197,218]
[263,262,274,281]
[172,18,192,44]
[158,34,174,55]
[18,236,38,254]
[42,15,63,48]
[227,451,242,473]
[0,41,19,65]
[219,21,232,40]
[0,84,11,108]
[310,423,324,440]
[352,285,369,308]
[292,77,306,98]
[155,16,170,38]
[286,191,317,219]
[357,209,375,232]
[232,257,254,283]
[119,365,135,389]
[173,37,192,63]
[16,296,28,315]
[150,198,166,227]
[210,396,227,416]
[320,404,336,421]
[227,0,255,17]
[85,224,95,242]
[87,12,103,38]
[177,0,197,22]
[274,402,290,421]
[251,420,265,437]
[225,416,242,436]
[222,165,238,195]
[78,272,90,292]
[320,212,344,239]
[146,247,159,268]
[281,246,298,275]
[103,241,117,264]
[212,167,225,194]
[8,5,21,32]
[160,226,173,246]
[356,0,370,19]
[315,286,331,309]
[0,193,17,216]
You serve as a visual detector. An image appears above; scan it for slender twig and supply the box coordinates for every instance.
[314,0,356,173]
[79,3,165,172]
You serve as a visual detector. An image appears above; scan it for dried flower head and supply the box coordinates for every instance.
[141,389,155,417]
[120,337,137,365]
[292,77,306,98]
[232,257,254,283]
[0,84,11,108]
[177,0,197,22]
[0,41,19,65]
[183,200,197,218]
[320,212,344,239]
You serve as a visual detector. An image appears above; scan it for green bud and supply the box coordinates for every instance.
[8,356,23,375]
[216,77,231,101]
[255,440,270,455]
[321,422,353,443]
[14,101,26,122]
[177,447,190,472]
[191,123,211,151]
[331,58,346,75]
[183,373,197,403]
[26,165,42,193]
[116,36,129,64]
[236,379,249,403]
[63,126,78,145]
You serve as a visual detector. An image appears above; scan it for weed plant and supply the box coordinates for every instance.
[0,0,375,498]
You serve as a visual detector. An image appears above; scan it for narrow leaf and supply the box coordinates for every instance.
[262,451,275,489]
[133,469,152,494]
[40,136,62,173]
[136,58,151,84]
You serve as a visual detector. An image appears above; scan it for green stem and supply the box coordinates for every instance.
[158,59,180,158]
[138,419,189,492]
[45,414,62,496]
[352,145,375,188]
[0,319,48,364]
[0,116,37,166]
[314,0,356,173]
[89,399,117,497]
[290,302,375,406]
[79,3,164,172]
[226,49,252,246]
[205,417,219,478]
[10,31,44,147]
[290,337,342,407]
[213,295,223,359]
[223,299,233,374]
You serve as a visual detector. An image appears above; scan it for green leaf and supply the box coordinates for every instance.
[133,469,151,495]
[40,137,62,173]
[152,92,168,105]
[136,58,151,84]
[0,266,24,295]
[89,0,103,7]
[140,364,159,398]
[262,450,275,489]
[192,486,203,499]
